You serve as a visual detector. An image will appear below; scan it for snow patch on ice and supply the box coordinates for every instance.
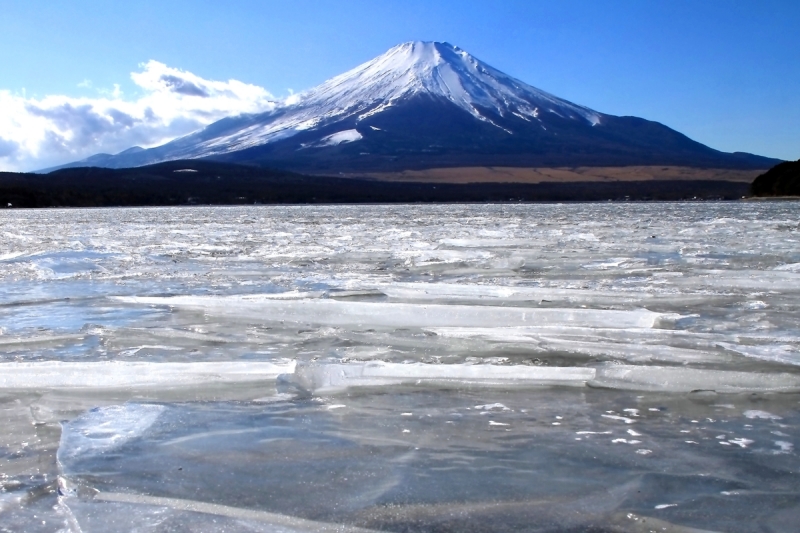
[602,414,637,424]
[744,410,782,420]
[774,441,793,454]
[474,403,511,411]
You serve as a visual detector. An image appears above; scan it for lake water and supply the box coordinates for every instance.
[1,202,799,532]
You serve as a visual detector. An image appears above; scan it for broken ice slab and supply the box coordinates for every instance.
[5,360,797,397]
[373,281,637,303]
[429,326,733,364]
[286,362,800,396]
[591,364,800,393]
[428,325,728,347]
[368,281,724,307]
[525,337,731,364]
[0,360,295,389]
[287,361,596,394]
[681,270,800,292]
[57,391,800,533]
[0,333,86,348]
[717,342,800,367]
[117,295,669,329]
[58,403,166,463]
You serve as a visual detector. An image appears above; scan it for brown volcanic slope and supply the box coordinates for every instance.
[346,166,764,184]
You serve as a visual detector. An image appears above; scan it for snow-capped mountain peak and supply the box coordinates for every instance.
[187,41,601,157]
[294,40,600,127]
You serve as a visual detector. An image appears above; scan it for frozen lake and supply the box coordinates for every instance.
[1,202,799,532]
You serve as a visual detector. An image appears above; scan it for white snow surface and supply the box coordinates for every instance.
[165,41,602,158]
[318,129,363,146]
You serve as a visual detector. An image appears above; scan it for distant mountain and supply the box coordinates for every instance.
[751,159,800,196]
[58,41,781,173]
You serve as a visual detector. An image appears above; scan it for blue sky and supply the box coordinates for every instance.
[1,0,798,171]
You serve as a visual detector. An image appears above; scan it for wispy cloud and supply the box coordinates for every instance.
[0,61,277,172]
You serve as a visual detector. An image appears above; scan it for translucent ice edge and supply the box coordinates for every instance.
[287,362,596,394]
[0,360,295,389]
[590,365,800,393]
[64,492,381,533]
[284,362,800,395]
[117,295,669,329]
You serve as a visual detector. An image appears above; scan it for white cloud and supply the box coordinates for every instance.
[0,61,277,172]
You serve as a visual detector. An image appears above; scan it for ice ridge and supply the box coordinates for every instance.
[4,361,798,395]
[115,295,665,329]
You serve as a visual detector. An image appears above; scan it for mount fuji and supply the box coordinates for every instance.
[62,41,779,173]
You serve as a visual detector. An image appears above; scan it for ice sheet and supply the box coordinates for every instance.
[56,392,800,532]
[3,203,800,531]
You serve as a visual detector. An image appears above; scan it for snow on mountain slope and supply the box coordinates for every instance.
[164,41,602,159]
[55,41,780,172]
[299,41,600,126]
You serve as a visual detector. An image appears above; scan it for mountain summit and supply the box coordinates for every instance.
[62,41,779,172]
[283,41,601,130]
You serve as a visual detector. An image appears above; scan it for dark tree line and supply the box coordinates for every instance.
[751,159,800,197]
[1,160,751,208]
